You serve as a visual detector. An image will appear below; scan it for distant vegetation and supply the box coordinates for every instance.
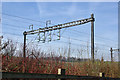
[0,39,120,78]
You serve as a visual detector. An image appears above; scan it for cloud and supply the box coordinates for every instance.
[36,2,89,18]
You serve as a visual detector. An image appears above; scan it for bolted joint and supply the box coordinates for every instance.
[91,13,94,18]
[0,36,3,39]
[110,47,113,52]
[23,31,27,35]
[92,18,95,22]
[91,14,95,22]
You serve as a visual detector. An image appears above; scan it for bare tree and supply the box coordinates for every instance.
[3,39,16,56]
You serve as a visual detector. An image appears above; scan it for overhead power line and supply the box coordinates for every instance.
[2,13,118,44]
[2,13,60,28]
[70,29,118,43]
[3,23,24,29]
[3,22,117,47]
[3,17,43,27]
[2,32,22,36]
[61,36,116,48]
[34,40,110,52]
[2,16,117,48]
[2,13,46,23]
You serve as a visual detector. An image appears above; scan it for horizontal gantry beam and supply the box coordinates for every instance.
[24,17,94,35]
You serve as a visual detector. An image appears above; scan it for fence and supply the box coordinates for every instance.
[1,69,120,80]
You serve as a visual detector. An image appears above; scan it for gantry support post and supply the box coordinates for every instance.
[23,31,27,73]
[23,31,27,59]
[110,47,113,62]
[91,14,95,62]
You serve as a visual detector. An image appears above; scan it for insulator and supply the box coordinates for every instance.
[48,31,51,42]
[53,39,56,41]
[29,24,33,30]
[53,33,56,35]
[42,41,45,43]
[48,39,51,42]
[57,38,60,40]
[57,29,60,40]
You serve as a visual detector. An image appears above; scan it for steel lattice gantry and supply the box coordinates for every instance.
[23,14,95,65]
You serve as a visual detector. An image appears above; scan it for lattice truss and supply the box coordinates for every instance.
[24,16,94,43]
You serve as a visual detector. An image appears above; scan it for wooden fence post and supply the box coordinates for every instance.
[99,72,105,80]
[99,72,105,77]
[58,68,65,80]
